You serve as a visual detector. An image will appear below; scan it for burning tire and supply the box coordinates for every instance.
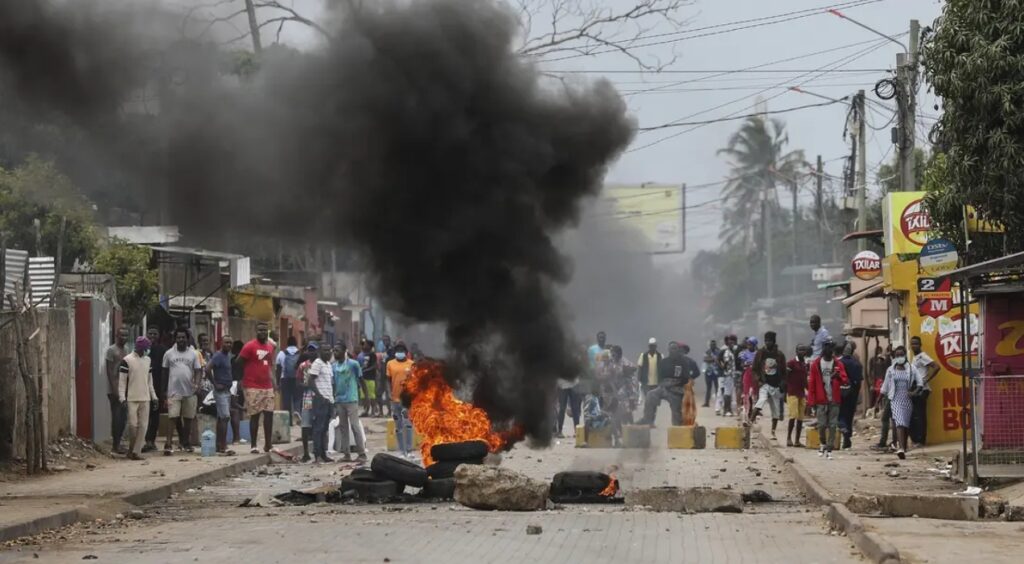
[371,453,429,487]
[551,471,612,493]
[419,477,456,500]
[425,458,483,479]
[340,475,402,499]
[430,440,489,462]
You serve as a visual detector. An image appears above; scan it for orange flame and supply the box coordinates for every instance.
[598,473,619,496]
[403,360,522,466]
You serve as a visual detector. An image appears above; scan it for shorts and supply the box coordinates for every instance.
[359,379,376,401]
[245,387,276,417]
[754,385,783,419]
[786,396,806,419]
[214,390,231,419]
[167,395,198,419]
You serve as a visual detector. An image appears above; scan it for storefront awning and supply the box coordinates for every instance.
[841,279,884,307]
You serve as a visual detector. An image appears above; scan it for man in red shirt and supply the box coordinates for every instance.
[807,339,849,459]
[785,344,810,447]
[235,322,277,454]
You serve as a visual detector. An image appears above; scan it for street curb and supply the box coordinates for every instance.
[0,444,302,543]
[756,432,902,564]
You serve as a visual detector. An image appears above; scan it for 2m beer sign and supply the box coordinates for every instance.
[918,276,954,317]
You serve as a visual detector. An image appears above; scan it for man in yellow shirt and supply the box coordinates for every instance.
[386,343,415,458]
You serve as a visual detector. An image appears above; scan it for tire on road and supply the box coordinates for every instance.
[425,458,483,479]
[551,471,611,494]
[430,440,489,462]
[340,475,402,499]
[371,453,429,487]
[348,468,388,481]
[420,477,456,500]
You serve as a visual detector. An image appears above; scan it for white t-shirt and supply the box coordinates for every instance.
[912,351,936,390]
[819,358,835,402]
[163,346,201,400]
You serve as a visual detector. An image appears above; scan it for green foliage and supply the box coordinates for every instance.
[921,1,1024,260]
[875,148,927,195]
[92,239,158,325]
[0,156,98,266]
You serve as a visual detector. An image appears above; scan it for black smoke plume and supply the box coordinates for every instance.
[0,0,635,443]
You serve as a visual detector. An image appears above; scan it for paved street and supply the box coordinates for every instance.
[0,408,863,564]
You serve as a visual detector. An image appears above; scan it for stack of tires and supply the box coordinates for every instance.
[421,440,489,500]
[340,454,427,501]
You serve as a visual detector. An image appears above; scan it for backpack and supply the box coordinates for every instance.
[282,350,301,380]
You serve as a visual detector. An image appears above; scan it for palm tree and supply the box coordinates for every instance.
[716,116,805,252]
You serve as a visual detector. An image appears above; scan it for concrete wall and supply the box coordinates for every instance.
[0,306,75,460]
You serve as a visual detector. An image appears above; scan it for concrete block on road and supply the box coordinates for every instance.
[713,426,749,449]
[625,486,743,513]
[621,425,651,448]
[667,426,705,449]
[846,494,882,515]
[574,425,613,448]
[271,411,291,444]
[877,493,979,521]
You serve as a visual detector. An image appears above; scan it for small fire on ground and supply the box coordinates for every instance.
[599,465,620,496]
[404,360,524,466]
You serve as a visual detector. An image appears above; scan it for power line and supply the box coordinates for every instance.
[539,0,886,62]
[619,81,878,94]
[639,99,847,131]
[628,38,893,153]
[549,68,888,75]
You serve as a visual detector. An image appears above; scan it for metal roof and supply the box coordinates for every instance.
[146,245,245,261]
[840,279,884,307]
[946,250,1024,281]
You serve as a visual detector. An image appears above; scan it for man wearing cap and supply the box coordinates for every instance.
[750,331,787,438]
[636,338,662,397]
[118,337,158,460]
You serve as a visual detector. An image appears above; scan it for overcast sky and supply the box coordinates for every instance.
[246,0,944,255]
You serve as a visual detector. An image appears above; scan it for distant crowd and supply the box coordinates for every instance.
[560,314,939,460]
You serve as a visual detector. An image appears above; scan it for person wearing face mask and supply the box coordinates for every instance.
[875,345,922,459]
[807,338,848,460]
[386,343,416,458]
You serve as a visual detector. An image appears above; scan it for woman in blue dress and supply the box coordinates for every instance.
[876,345,923,459]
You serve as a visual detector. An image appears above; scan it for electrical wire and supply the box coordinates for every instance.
[638,99,847,131]
[629,37,893,152]
[538,0,886,62]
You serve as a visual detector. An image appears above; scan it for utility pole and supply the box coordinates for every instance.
[897,19,920,192]
[764,178,774,300]
[791,178,799,297]
[855,90,868,251]
[816,155,824,262]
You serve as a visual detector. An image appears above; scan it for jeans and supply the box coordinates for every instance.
[280,378,300,423]
[214,390,232,420]
[334,402,365,455]
[392,401,412,454]
[716,375,734,413]
[838,382,862,443]
[311,395,333,459]
[815,403,840,452]
[107,394,128,449]
[704,374,718,405]
[556,388,581,433]
[641,386,683,426]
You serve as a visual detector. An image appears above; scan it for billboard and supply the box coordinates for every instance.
[597,184,685,254]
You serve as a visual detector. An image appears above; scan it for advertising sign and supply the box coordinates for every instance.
[980,294,1024,448]
[913,301,979,442]
[598,184,684,253]
[851,250,881,280]
[883,191,931,255]
[919,238,958,275]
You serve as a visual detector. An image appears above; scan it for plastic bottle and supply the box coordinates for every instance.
[201,429,216,457]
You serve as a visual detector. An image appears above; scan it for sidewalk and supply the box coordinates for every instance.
[758,418,1024,563]
[0,439,301,543]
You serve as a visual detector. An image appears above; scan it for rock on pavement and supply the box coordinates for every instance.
[625,486,743,513]
[454,465,550,511]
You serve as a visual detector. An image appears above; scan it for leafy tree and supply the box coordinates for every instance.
[921,1,1024,260]
[716,116,805,252]
[875,148,927,195]
[92,239,158,325]
[0,156,98,267]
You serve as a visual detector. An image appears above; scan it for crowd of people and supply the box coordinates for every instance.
[105,323,425,463]
[559,315,940,460]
